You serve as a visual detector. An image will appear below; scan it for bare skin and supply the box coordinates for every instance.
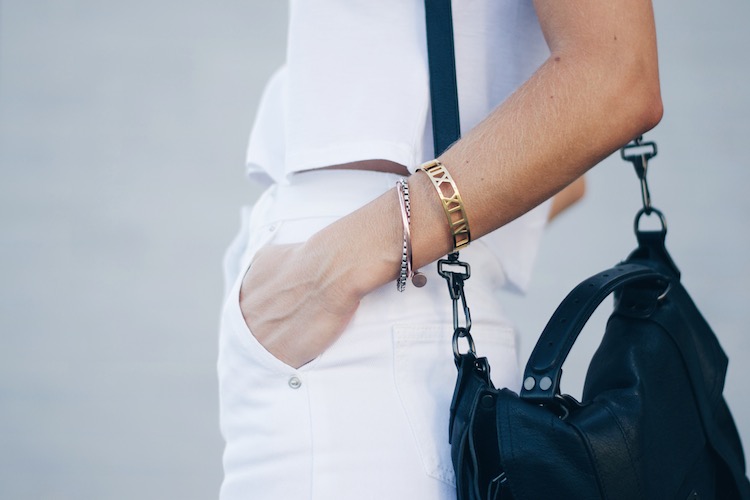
[241,0,663,368]
[320,160,585,221]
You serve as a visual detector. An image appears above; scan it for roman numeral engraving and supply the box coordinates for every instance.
[422,160,471,250]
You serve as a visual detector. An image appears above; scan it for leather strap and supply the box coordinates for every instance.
[424,0,461,156]
[520,263,669,401]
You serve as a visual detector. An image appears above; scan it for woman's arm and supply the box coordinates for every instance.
[241,0,662,368]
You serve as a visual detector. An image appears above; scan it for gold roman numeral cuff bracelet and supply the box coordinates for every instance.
[418,159,471,252]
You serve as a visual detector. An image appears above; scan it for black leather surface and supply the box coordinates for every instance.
[449,231,750,499]
[521,263,667,401]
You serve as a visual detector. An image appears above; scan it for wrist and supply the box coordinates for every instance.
[305,190,405,299]
[302,229,389,307]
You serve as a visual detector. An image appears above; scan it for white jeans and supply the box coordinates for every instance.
[218,170,521,500]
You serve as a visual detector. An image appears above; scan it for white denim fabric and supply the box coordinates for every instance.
[218,169,524,500]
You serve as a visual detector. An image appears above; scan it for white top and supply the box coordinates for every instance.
[245,0,552,293]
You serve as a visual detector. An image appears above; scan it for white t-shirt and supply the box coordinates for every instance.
[245,0,552,293]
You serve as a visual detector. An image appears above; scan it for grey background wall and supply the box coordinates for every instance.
[1,1,747,499]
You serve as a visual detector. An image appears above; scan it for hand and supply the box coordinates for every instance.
[239,240,362,369]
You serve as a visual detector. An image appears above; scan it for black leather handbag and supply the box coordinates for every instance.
[422,1,750,498]
[448,218,750,499]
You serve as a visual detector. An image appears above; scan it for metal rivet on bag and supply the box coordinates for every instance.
[523,377,536,391]
[288,376,302,389]
[539,376,553,391]
[481,394,494,408]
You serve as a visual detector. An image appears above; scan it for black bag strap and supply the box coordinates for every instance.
[424,0,461,156]
[520,263,670,402]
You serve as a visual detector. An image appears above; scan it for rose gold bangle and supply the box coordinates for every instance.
[417,159,471,252]
[396,179,426,291]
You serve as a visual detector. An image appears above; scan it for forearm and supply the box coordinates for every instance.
[437,16,662,243]
[245,0,662,368]
[320,2,662,293]
[313,0,662,298]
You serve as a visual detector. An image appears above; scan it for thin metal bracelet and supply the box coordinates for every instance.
[396,179,426,291]
[417,159,471,251]
[396,180,410,291]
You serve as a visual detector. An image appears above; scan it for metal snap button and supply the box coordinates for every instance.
[288,376,302,389]
[523,377,536,391]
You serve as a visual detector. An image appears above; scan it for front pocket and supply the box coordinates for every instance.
[392,324,519,487]
[225,223,302,375]
[228,215,338,374]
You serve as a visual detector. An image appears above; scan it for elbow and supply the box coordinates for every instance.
[621,54,664,136]
[600,67,664,143]
[637,85,663,134]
